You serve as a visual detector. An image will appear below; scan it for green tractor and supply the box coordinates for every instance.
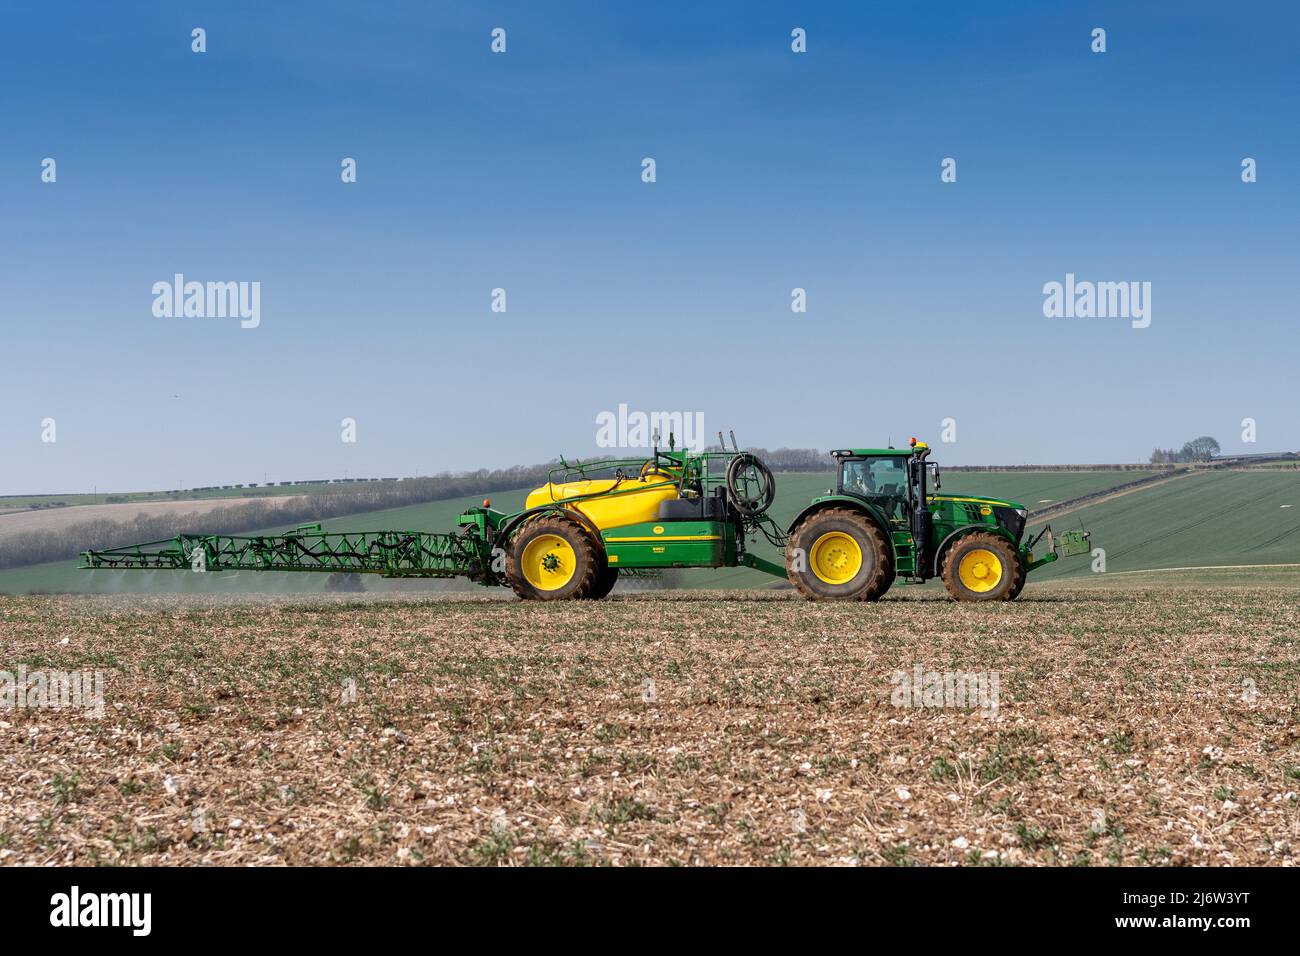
[80,436,1090,601]
[784,439,1089,601]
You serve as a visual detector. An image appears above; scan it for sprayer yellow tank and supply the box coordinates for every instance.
[525,474,678,530]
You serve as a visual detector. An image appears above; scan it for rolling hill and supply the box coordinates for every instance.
[1027,469,1300,579]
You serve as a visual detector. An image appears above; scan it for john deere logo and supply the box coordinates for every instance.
[979,507,992,516]
[652,526,665,534]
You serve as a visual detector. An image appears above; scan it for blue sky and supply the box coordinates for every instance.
[2,1,1296,494]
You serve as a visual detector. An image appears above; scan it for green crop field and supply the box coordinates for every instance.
[1029,469,1300,579]
[3,469,1296,595]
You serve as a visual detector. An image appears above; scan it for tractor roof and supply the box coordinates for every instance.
[831,448,906,458]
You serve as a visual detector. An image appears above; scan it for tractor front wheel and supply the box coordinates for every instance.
[1006,556,1028,600]
[505,515,600,601]
[941,533,1022,602]
[786,508,893,601]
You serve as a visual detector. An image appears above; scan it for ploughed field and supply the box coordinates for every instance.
[1,586,1296,866]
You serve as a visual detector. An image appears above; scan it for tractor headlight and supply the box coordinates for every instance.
[1016,508,1027,519]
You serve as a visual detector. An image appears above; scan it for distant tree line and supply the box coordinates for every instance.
[944,464,1172,472]
[1149,436,1220,464]
[731,447,831,470]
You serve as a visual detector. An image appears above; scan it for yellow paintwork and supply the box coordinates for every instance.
[526,474,679,530]
[520,533,577,591]
[957,547,1003,592]
[810,531,862,585]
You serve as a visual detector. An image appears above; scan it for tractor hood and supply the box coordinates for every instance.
[928,493,1028,512]
[928,494,1030,543]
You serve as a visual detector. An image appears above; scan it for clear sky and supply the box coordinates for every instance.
[2,1,1296,494]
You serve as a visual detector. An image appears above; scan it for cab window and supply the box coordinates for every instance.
[841,457,908,500]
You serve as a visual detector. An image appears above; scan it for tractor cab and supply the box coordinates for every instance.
[830,445,929,525]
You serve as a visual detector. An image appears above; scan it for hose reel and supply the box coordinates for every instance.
[725,453,776,517]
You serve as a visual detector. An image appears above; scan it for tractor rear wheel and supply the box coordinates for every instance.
[941,533,1022,602]
[786,508,893,601]
[584,565,619,600]
[505,515,600,601]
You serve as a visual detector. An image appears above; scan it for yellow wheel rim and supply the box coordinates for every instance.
[958,548,1003,592]
[809,531,863,585]
[521,534,577,591]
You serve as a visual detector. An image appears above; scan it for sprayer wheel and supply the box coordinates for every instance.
[584,565,620,600]
[505,515,601,601]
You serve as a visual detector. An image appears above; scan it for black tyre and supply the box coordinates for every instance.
[786,508,893,601]
[940,532,1022,602]
[1006,557,1028,600]
[505,515,600,601]
[584,565,619,600]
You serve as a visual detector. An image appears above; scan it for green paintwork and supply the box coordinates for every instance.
[738,552,786,577]
[77,524,487,578]
[891,530,918,577]
[1053,528,1092,556]
[1025,550,1058,572]
[601,519,729,569]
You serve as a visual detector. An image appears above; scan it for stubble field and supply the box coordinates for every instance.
[1,586,1297,866]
